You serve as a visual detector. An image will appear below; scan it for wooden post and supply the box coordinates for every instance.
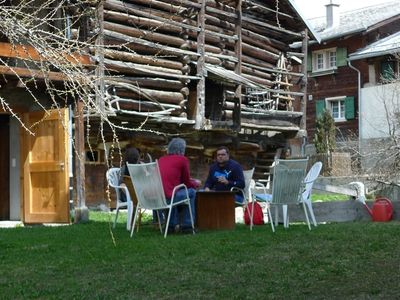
[95,0,105,113]
[74,100,89,223]
[233,0,242,130]
[300,29,308,132]
[195,0,206,129]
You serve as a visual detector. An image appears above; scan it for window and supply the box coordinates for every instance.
[312,48,337,71]
[329,99,345,120]
[308,47,347,74]
[315,96,355,122]
[326,96,346,122]
[85,149,102,164]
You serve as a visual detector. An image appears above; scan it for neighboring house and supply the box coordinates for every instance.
[0,0,317,223]
[304,1,400,147]
[348,31,400,170]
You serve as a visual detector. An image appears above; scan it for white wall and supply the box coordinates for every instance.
[360,82,400,139]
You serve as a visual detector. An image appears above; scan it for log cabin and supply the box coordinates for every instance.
[0,0,319,222]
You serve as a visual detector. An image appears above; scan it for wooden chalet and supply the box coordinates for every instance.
[0,0,318,222]
[304,1,400,145]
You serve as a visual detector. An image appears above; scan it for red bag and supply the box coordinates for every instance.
[244,202,264,225]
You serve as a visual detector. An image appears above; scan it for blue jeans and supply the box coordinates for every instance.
[167,188,196,228]
[234,194,244,204]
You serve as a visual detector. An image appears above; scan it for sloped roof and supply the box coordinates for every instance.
[308,1,400,42]
[349,31,400,61]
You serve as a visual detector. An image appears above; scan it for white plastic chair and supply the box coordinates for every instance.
[106,168,134,231]
[252,158,309,232]
[127,161,195,238]
[300,161,322,227]
[231,168,255,229]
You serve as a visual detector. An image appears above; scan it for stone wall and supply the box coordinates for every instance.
[270,199,400,224]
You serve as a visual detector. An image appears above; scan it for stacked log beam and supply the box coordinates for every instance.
[92,0,304,122]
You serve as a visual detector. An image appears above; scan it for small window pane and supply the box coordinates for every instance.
[339,100,345,118]
[331,102,339,119]
[317,53,324,69]
[329,51,336,67]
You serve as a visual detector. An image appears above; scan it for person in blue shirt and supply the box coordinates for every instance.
[204,146,245,203]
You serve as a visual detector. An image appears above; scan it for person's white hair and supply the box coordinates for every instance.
[167,138,186,155]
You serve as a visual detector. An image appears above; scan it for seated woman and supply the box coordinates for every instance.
[119,146,140,202]
[158,138,200,233]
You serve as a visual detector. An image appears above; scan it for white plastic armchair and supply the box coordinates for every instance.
[252,158,309,232]
[231,168,255,228]
[300,161,322,227]
[127,161,195,238]
[106,168,134,231]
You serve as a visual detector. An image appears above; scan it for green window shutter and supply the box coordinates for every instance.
[316,99,325,119]
[336,47,347,67]
[345,96,355,120]
[307,52,312,72]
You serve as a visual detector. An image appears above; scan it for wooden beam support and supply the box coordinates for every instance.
[0,65,67,81]
[234,0,242,130]
[300,29,309,132]
[195,0,206,130]
[74,100,88,223]
[0,42,91,65]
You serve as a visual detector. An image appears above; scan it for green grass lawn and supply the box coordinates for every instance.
[311,193,351,202]
[1,211,399,299]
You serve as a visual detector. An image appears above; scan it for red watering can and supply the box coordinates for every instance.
[364,197,393,222]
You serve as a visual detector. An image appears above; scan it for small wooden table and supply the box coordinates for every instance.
[196,191,235,230]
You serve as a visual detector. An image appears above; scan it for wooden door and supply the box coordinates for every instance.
[23,109,70,223]
[0,115,10,220]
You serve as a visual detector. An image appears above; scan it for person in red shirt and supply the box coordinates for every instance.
[158,138,200,233]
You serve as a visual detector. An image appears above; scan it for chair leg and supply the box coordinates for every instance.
[274,206,279,227]
[306,201,317,226]
[267,205,275,232]
[126,202,133,231]
[130,205,141,237]
[187,201,195,234]
[250,201,255,231]
[164,206,173,238]
[156,211,163,234]
[136,209,142,232]
[244,202,253,231]
[282,205,288,228]
[113,207,120,229]
[302,202,312,230]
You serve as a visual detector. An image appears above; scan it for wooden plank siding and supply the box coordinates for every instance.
[306,20,400,142]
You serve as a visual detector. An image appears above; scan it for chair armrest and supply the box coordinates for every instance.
[171,183,189,201]
[303,178,317,185]
[109,184,132,203]
[251,181,271,201]
[231,186,245,195]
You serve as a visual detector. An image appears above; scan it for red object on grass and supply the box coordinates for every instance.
[364,197,393,222]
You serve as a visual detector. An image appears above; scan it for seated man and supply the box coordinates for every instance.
[204,146,245,203]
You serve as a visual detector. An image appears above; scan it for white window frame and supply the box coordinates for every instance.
[312,48,337,72]
[326,96,346,122]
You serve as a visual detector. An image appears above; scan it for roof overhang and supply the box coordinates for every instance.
[204,64,266,89]
[348,32,400,61]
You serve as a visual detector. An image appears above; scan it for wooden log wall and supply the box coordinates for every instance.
[86,0,305,124]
